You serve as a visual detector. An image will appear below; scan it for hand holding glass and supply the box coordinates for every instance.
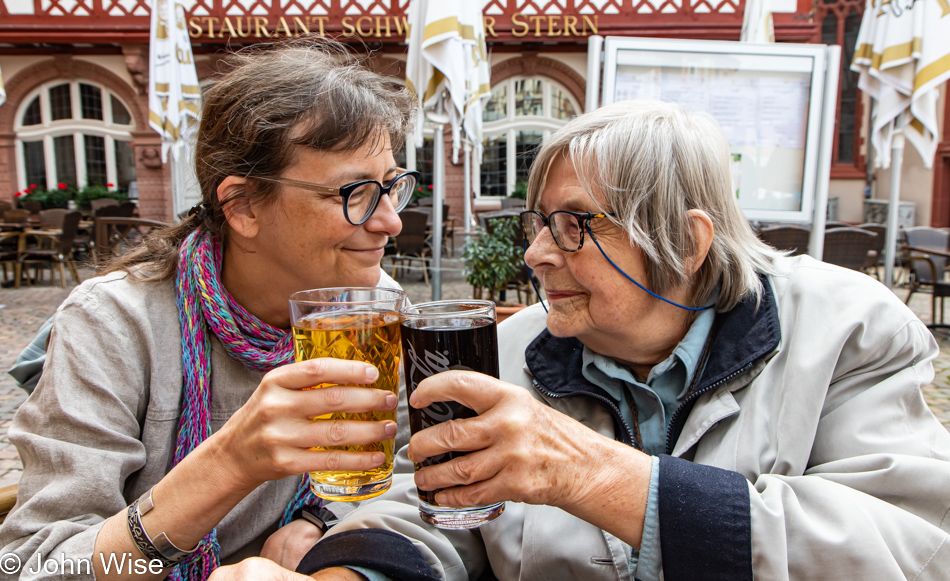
[289,288,406,501]
[400,300,505,529]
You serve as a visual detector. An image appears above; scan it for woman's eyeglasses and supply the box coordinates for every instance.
[519,210,614,252]
[254,169,421,226]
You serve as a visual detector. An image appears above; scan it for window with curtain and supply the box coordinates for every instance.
[481,76,580,197]
[15,80,137,192]
[480,135,508,197]
[395,138,435,199]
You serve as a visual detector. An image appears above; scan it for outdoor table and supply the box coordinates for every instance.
[1,227,63,288]
[905,244,950,259]
[904,243,950,333]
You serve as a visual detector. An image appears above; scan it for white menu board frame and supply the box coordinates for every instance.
[602,37,830,224]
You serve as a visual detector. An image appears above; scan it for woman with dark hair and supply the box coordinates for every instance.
[0,39,417,580]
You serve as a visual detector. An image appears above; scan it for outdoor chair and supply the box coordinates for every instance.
[19,210,82,287]
[757,225,811,256]
[89,197,120,213]
[500,197,526,210]
[3,209,30,224]
[93,217,169,266]
[94,203,134,218]
[478,209,523,232]
[429,203,456,257]
[0,484,16,525]
[0,200,12,213]
[824,221,851,229]
[904,226,950,325]
[20,200,42,215]
[856,223,888,275]
[72,222,94,261]
[39,208,68,229]
[390,210,431,285]
[0,231,21,285]
[823,227,878,272]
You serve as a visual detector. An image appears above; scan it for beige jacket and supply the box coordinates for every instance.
[327,255,950,580]
[0,268,405,580]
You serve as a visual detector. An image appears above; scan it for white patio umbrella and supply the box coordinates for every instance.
[148,0,201,218]
[406,0,490,300]
[740,0,775,43]
[852,0,950,288]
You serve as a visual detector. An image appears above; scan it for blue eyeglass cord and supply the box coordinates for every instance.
[521,226,714,313]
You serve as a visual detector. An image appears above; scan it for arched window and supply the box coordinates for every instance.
[15,80,137,192]
[480,76,580,197]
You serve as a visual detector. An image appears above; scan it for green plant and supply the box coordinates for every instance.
[412,182,433,203]
[462,217,524,301]
[511,179,528,200]
[18,184,70,209]
[76,183,127,209]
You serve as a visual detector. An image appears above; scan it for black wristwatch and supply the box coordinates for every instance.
[291,506,339,533]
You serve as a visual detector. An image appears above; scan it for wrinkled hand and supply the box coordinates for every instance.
[261,518,325,571]
[406,370,638,513]
[208,557,312,581]
[210,358,398,492]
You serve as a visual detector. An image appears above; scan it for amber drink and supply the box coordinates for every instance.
[289,288,406,501]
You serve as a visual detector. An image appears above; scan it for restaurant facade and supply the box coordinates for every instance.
[0,0,947,227]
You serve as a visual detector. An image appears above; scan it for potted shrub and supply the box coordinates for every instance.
[411,182,433,204]
[17,183,71,209]
[462,216,528,322]
[76,183,127,210]
[511,179,528,200]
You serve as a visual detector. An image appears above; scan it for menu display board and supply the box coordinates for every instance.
[602,38,830,224]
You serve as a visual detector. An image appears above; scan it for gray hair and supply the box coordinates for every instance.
[526,99,781,312]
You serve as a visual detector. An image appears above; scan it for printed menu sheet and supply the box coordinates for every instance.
[614,67,810,150]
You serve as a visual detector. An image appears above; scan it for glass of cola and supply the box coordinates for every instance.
[400,300,505,529]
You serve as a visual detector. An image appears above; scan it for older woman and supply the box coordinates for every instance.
[217,99,950,581]
[0,40,417,580]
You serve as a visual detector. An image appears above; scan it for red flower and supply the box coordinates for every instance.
[417,187,423,192]
[58,182,67,190]
[14,192,22,197]
[107,183,114,187]
[428,185,433,190]
[28,184,37,190]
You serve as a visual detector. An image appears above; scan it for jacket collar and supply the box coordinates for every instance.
[525,276,781,425]
[692,274,781,395]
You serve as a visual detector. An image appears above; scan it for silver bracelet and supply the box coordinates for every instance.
[126,488,198,568]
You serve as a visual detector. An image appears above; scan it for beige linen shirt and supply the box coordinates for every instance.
[0,268,404,580]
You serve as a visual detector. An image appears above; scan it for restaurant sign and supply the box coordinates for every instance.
[187,13,599,40]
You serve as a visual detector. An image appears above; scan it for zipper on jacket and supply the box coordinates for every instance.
[665,363,752,455]
[533,379,640,449]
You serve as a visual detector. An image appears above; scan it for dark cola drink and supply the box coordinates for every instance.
[400,301,505,529]
[402,317,499,480]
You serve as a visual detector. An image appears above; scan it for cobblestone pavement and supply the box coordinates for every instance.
[1,265,949,489]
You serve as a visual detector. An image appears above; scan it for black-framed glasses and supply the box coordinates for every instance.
[520,210,615,252]
[254,169,421,226]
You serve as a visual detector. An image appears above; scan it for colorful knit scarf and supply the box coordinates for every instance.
[172,228,319,581]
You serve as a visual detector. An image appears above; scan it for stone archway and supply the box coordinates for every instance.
[489,54,587,112]
[0,55,170,219]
